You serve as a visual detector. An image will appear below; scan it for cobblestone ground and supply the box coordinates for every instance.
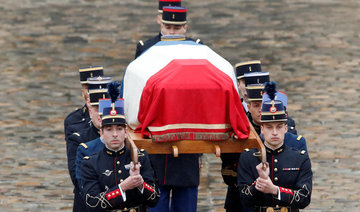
[0,0,359,211]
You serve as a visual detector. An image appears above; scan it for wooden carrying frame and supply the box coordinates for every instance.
[126,121,266,163]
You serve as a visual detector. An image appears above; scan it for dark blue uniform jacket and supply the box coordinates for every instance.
[76,137,105,190]
[237,144,312,209]
[81,146,160,211]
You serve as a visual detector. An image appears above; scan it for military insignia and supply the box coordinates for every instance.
[96,76,103,81]
[102,170,113,176]
[80,143,88,149]
[172,14,175,19]
[249,66,252,72]
[83,156,90,160]
[73,132,80,137]
[270,106,277,113]
[297,135,303,141]
[283,168,300,171]
[90,73,93,77]
[110,109,117,116]
[139,40,144,46]
[124,164,131,170]
[301,150,306,155]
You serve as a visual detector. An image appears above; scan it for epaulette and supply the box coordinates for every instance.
[73,132,80,137]
[80,143,88,149]
[140,149,145,152]
[139,40,144,46]
[297,135,303,141]
[244,148,250,152]
[196,39,201,44]
[300,150,306,155]
[82,106,87,114]
[83,156,90,160]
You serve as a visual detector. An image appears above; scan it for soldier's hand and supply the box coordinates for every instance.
[255,177,278,195]
[120,174,144,191]
[130,162,141,176]
[256,162,269,179]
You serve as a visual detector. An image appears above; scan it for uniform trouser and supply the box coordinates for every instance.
[149,185,198,212]
[224,185,252,212]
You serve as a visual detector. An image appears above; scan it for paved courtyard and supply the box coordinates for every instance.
[0,0,359,211]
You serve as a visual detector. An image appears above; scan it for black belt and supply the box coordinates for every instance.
[253,206,299,212]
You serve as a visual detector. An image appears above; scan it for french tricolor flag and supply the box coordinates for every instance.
[123,40,249,142]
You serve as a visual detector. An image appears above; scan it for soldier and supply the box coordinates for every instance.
[135,0,182,59]
[234,60,262,112]
[81,98,159,211]
[66,76,112,212]
[221,80,267,212]
[64,66,104,147]
[262,82,298,135]
[237,94,312,211]
[75,82,123,190]
[135,6,202,58]
[220,62,264,212]
[244,72,270,134]
[221,78,304,211]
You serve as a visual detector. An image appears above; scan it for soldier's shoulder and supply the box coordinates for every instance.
[296,135,306,142]
[185,37,203,44]
[286,132,306,142]
[144,35,161,46]
[64,108,82,123]
[65,107,89,127]
[241,148,259,158]
[286,146,309,158]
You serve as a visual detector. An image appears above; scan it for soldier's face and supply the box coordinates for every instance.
[81,84,89,101]
[238,79,248,101]
[247,101,262,125]
[89,105,101,129]
[160,23,187,35]
[102,125,127,151]
[261,122,287,150]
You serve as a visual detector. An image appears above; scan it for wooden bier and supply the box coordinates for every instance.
[127,122,266,162]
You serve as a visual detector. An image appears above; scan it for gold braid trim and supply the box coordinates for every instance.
[146,184,160,201]
[290,184,310,204]
[152,132,230,142]
[85,189,112,209]
[241,184,253,196]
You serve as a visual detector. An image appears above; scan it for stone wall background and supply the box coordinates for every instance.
[0,0,359,211]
